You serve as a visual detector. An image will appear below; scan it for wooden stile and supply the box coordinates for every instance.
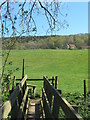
[0,72,83,119]
[42,76,83,120]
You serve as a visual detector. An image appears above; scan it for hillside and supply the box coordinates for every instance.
[2,33,88,50]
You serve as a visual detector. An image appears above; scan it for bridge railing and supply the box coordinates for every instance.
[41,76,83,120]
[0,75,30,119]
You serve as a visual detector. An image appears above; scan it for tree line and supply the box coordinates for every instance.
[2,33,88,50]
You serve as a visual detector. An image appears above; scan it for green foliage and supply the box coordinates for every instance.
[64,92,90,119]
[2,91,9,103]
[2,34,88,50]
[2,51,20,104]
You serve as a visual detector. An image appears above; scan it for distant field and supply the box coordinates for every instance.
[2,49,88,94]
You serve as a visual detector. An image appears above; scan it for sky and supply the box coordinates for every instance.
[36,2,88,36]
[60,2,88,35]
[0,1,88,36]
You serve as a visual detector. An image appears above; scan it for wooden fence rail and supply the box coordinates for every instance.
[41,76,83,119]
[16,78,56,81]
[0,74,83,119]
[0,75,30,119]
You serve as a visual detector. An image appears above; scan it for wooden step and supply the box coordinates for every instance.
[27,99,41,120]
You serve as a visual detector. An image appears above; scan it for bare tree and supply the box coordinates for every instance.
[0,0,68,36]
[0,0,68,80]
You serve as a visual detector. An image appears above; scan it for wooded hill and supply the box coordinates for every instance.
[2,33,88,50]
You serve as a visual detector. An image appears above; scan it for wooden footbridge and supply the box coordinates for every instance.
[0,59,83,119]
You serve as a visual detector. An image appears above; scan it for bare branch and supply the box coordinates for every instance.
[26,1,36,22]
[7,2,15,35]
[38,0,56,23]
[0,1,6,9]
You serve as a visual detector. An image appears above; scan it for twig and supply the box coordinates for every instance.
[38,0,56,24]
[0,1,6,9]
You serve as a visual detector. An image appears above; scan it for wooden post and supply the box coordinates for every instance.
[22,59,24,79]
[33,86,36,94]
[7,76,10,92]
[52,76,54,86]
[12,76,16,91]
[55,76,58,89]
[84,80,86,102]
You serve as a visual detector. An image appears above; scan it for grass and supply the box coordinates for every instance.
[2,49,89,118]
[2,49,88,94]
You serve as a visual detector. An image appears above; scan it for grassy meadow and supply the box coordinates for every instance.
[2,49,88,94]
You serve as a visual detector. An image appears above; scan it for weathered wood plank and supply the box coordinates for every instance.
[1,75,27,119]
[52,96,60,118]
[11,98,18,119]
[42,88,53,119]
[43,76,83,120]
[17,87,29,119]
[16,78,55,81]
[1,101,11,118]
[43,78,52,108]
[27,84,36,94]
[27,99,41,119]
[27,84,36,87]
[40,99,45,119]
[24,97,30,120]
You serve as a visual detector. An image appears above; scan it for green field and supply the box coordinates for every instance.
[2,49,88,94]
